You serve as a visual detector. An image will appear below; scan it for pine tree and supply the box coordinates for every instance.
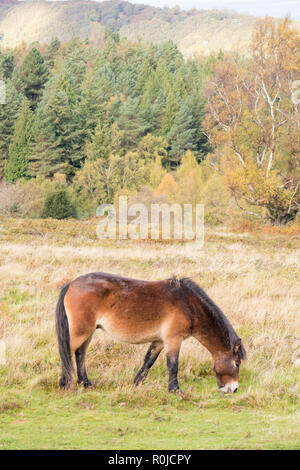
[141,69,163,109]
[79,69,107,134]
[64,38,86,95]
[147,89,167,134]
[85,121,112,161]
[85,120,123,161]
[103,29,121,75]
[117,68,137,98]
[116,98,147,151]
[186,93,211,162]
[161,90,180,136]
[0,50,14,80]
[18,48,49,110]
[95,63,116,100]
[0,80,21,178]
[167,102,197,167]
[45,37,61,70]
[29,115,69,178]
[173,68,188,97]
[29,78,84,178]
[136,57,153,95]
[5,97,34,182]
[156,41,184,74]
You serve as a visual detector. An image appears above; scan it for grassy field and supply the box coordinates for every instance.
[0,218,299,450]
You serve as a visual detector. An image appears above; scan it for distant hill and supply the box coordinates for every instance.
[0,0,299,56]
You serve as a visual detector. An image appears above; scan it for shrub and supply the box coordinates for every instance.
[0,181,27,216]
[41,188,77,220]
[0,180,49,218]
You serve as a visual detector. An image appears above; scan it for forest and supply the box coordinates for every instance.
[0,17,299,226]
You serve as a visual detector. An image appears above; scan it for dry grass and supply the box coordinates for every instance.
[0,217,299,448]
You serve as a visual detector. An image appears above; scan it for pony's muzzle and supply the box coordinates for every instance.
[220,381,239,393]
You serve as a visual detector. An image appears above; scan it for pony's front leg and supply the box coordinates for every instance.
[165,336,183,394]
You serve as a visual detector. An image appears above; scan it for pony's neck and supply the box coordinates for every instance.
[193,327,230,357]
[190,297,232,356]
[180,277,234,356]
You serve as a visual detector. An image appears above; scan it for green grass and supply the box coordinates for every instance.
[0,218,299,449]
[0,385,299,450]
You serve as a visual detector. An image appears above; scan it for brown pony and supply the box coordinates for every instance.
[56,272,246,394]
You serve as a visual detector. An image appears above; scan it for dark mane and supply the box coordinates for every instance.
[178,277,246,360]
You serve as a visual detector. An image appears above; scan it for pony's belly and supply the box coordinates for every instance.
[97,316,161,344]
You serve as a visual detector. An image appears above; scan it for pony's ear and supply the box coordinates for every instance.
[233,338,241,354]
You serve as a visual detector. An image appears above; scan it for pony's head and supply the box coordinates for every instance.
[178,277,247,394]
[212,338,246,393]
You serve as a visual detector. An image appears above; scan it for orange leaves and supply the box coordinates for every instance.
[203,18,300,223]
[154,173,178,201]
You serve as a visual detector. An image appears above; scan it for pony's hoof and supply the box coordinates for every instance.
[169,386,184,396]
[134,373,145,386]
[78,380,92,388]
[59,381,71,390]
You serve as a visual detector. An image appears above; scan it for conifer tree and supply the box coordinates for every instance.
[148,89,167,134]
[85,121,112,161]
[167,102,197,167]
[117,98,147,151]
[29,78,84,177]
[95,63,116,100]
[0,35,216,210]
[29,116,68,178]
[156,41,184,74]
[5,97,34,182]
[79,69,107,134]
[136,57,153,95]
[173,68,188,97]
[18,48,49,110]
[0,50,14,80]
[103,29,121,75]
[117,68,137,98]
[0,80,21,177]
[45,37,61,70]
[186,93,211,162]
[64,38,86,95]
[161,90,180,136]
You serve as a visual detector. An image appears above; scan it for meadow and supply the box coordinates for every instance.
[0,217,299,450]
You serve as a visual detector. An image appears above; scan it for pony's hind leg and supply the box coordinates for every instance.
[75,334,94,388]
[134,341,163,386]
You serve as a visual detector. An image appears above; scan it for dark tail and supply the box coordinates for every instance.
[55,283,73,388]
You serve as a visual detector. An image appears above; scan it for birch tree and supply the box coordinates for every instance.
[204,18,300,225]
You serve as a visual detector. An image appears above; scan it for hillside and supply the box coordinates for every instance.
[0,0,280,56]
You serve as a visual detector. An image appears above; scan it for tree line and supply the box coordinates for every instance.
[0,18,299,225]
[0,31,212,179]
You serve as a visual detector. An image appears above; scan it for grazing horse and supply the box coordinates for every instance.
[56,273,246,393]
